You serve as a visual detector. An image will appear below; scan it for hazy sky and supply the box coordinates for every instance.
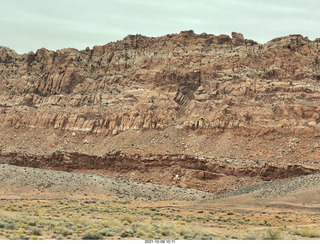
[1,0,319,54]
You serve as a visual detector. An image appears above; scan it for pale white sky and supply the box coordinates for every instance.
[1,0,319,53]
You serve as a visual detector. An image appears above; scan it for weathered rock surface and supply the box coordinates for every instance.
[1,151,318,194]
[1,30,320,193]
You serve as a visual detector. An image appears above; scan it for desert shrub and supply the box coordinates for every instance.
[159,227,170,237]
[151,216,162,221]
[262,229,283,240]
[27,220,37,226]
[146,231,157,239]
[167,229,180,239]
[154,233,163,239]
[110,225,122,234]
[101,220,111,228]
[53,234,63,240]
[258,219,271,226]
[122,221,130,226]
[0,221,5,228]
[33,208,45,216]
[6,222,17,230]
[100,228,114,237]
[291,226,320,238]
[31,228,42,236]
[243,230,260,240]
[120,229,134,238]
[136,228,146,238]
[82,230,103,240]
[9,231,23,240]
[9,234,18,240]
[61,229,73,237]
[20,234,30,240]
[181,216,193,223]
[121,215,133,224]
[183,231,197,240]
[200,233,216,240]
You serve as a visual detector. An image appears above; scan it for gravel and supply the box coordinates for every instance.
[215,172,320,200]
[0,163,214,201]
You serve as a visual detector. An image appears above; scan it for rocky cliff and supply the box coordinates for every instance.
[1,30,320,193]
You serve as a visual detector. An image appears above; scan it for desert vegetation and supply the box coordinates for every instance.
[0,198,320,240]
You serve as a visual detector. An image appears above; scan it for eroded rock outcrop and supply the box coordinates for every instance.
[1,31,320,136]
[1,151,318,194]
[1,31,320,193]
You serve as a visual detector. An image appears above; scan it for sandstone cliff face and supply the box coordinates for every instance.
[1,31,320,193]
[1,31,320,136]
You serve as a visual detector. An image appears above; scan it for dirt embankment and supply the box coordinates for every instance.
[1,151,318,194]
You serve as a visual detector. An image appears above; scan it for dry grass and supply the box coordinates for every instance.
[0,198,319,240]
[0,199,219,240]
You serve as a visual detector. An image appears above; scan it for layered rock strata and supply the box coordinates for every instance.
[0,151,318,194]
[1,30,320,193]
